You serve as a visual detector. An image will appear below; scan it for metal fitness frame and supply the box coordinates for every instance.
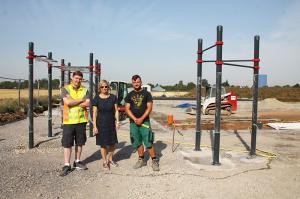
[194,25,260,165]
[26,42,101,149]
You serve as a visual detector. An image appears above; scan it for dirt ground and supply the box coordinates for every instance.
[152,98,300,130]
[0,98,299,199]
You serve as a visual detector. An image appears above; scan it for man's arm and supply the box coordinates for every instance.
[79,90,90,108]
[63,95,84,107]
[61,87,83,107]
[125,103,137,122]
[79,98,90,108]
[136,102,153,125]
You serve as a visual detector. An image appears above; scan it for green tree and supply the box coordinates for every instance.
[222,80,230,87]
[186,82,196,90]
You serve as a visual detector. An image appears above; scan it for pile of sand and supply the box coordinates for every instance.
[259,98,293,110]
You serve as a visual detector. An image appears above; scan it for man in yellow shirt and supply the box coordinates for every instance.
[59,71,90,176]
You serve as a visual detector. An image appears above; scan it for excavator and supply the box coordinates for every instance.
[201,85,237,115]
[185,85,237,115]
[110,81,128,120]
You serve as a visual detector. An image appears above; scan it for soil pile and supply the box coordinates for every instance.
[0,112,26,125]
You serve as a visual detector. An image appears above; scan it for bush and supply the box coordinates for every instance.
[187,86,300,102]
[0,99,21,113]
[0,95,61,114]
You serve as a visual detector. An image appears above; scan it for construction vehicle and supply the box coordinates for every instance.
[201,85,237,115]
[110,81,128,120]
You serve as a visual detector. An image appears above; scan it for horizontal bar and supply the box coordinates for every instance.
[35,56,58,64]
[222,59,253,62]
[202,60,215,63]
[223,63,254,69]
[52,65,91,72]
[0,76,26,81]
[200,44,216,54]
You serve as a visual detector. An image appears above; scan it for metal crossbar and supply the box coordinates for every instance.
[199,44,216,54]
[35,55,58,64]
[223,62,254,69]
[52,65,90,72]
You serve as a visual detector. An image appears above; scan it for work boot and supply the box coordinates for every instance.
[73,161,88,170]
[151,158,160,171]
[59,165,71,176]
[133,158,147,169]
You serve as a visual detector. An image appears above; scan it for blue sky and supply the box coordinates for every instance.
[0,0,299,86]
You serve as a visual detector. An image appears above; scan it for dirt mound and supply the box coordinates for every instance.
[0,112,26,125]
[259,98,293,109]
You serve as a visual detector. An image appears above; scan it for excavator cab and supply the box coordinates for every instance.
[204,85,227,99]
[202,85,237,115]
[110,81,128,120]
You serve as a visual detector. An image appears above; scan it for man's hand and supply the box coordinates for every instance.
[79,98,90,108]
[135,118,144,126]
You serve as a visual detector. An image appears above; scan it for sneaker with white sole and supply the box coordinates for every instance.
[152,159,160,171]
[133,158,147,169]
[59,165,71,176]
[73,161,87,170]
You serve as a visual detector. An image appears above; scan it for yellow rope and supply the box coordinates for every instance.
[117,133,277,159]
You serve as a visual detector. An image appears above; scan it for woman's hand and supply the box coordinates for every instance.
[115,121,120,129]
[93,126,99,135]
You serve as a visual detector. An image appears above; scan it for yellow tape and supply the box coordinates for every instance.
[117,133,277,159]
[141,124,150,128]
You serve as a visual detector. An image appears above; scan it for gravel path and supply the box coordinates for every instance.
[0,101,300,198]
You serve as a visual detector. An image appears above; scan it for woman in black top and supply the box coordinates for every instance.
[92,80,120,168]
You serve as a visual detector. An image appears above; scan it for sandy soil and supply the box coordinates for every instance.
[152,99,300,130]
[0,99,299,199]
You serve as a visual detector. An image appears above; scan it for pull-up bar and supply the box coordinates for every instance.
[195,26,260,165]
[27,42,102,149]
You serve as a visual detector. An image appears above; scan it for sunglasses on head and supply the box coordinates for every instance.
[100,86,108,88]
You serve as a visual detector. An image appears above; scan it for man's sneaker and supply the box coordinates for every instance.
[73,161,88,170]
[133,158,147,169]
[152,159,160,171]
[59,165,71,176]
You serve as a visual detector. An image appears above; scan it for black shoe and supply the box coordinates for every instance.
[73,161,87,170]
[59,165,71,176]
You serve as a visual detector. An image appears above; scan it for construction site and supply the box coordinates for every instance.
[152,97,300,130]
[0,5,299,195]
[0,96,300,198]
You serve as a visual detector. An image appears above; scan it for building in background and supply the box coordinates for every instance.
[142,84,151,92]
[258,74,267,87]
[152,84,165,92]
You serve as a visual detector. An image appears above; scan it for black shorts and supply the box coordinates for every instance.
[62,123,87,148]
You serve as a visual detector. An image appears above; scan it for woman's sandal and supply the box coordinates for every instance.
[109,160,119,167]
[103,162,109,168]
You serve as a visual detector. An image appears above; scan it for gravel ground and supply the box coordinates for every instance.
[0,100,300,199]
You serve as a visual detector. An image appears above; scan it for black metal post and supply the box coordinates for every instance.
[94,59,99,96]
[60,59,65,88]
[213,25,223,165]
[195,39,203,151]
[98,63,101,82]
[250,35,260,156]
[60,59,65,127]
[89,53,94,137]
[67,62,71,84]
[48,52,53,137]
[28,42,34,149]
[18,79,21,107]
